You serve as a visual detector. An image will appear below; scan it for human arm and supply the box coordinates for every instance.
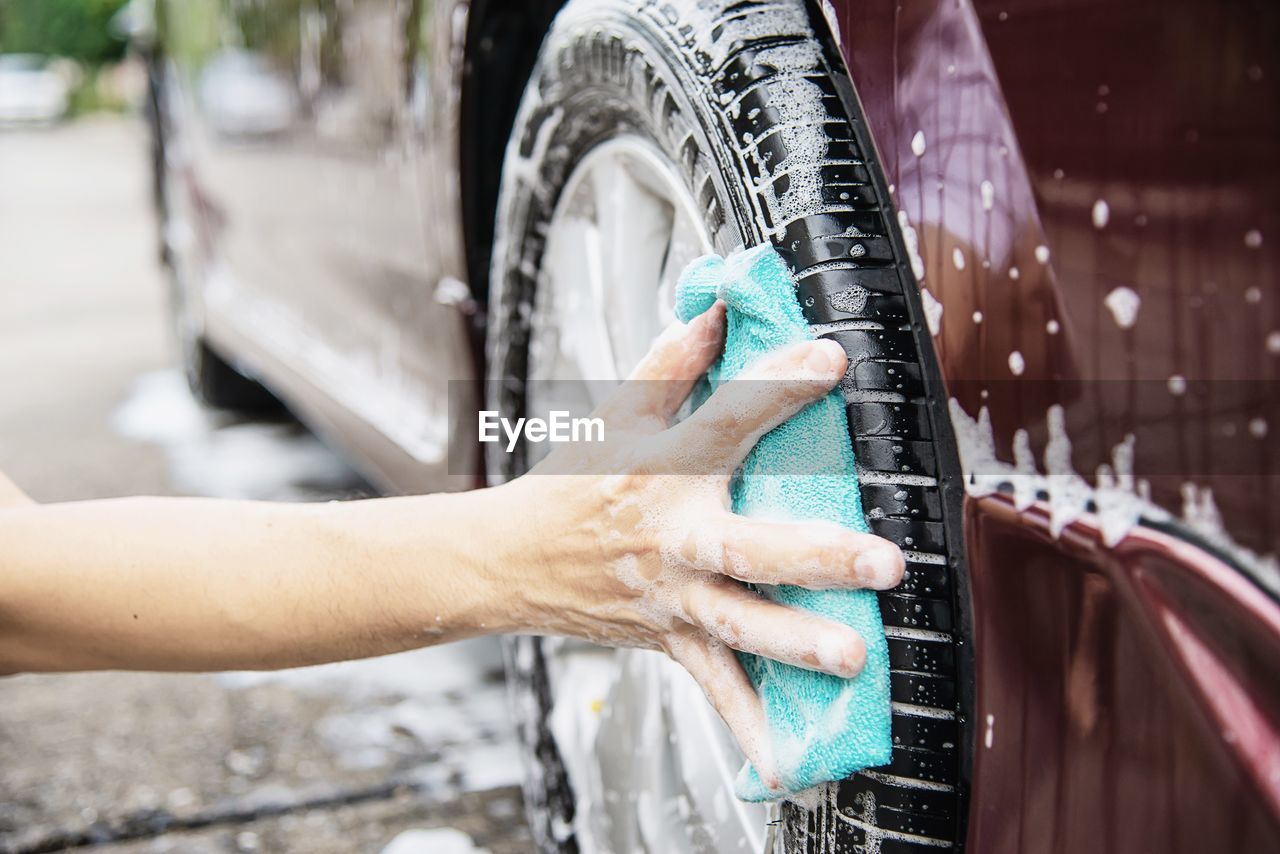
[0,303,903,785]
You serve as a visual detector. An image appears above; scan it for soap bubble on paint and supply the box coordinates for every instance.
[1091,199,1109,229]
[1104,286,1141,329]
[1008,351,1025,376]
[920,287,943,336]
[951,247,966,271]
[910,130,926,157]
[896,209,927,281]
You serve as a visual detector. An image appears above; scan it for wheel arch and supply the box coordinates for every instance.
[458,0,566,309]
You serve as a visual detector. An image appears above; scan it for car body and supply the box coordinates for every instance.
[149,0,1280,851]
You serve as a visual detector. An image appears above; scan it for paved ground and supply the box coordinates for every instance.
[0,117,531,853]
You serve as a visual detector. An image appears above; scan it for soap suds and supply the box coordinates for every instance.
[1091,199,1110,229]
[920,288,943,336]
[1104,286,1141,329]
[948,399,1280,587]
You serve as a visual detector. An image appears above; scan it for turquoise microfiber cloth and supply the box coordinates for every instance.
[675,244,891,801]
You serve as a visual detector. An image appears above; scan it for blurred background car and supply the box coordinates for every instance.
[198,49,297,139]
[0,54,72,124]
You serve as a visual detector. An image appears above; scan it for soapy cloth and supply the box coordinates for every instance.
[674,243,892,801]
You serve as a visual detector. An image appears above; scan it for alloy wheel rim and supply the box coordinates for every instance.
[527,135,773,851]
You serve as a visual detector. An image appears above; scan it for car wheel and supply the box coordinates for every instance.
[486,1,972,851]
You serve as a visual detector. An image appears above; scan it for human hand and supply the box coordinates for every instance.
[499,302,905,789]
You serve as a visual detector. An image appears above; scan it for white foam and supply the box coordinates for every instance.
[1104,286,1141,329]
[948,398,1280,586]
[920,287,943,336]
[1091,199,1110,229]
[980,180,995,212]
[910,130,926,157]
[896,209,927,281]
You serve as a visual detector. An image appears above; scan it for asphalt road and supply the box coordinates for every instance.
[0,116,530,854]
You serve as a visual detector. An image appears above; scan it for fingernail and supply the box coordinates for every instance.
[817,631,865,678]
[804,339,846,376]
[856,541,906,588]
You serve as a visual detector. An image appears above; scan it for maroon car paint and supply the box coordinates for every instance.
[966,495,1280,851]
[823,0,1280,848]
[828,0,1278,555]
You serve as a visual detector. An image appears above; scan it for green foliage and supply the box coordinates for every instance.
[0,0,131,65]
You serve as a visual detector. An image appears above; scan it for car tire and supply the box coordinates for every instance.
[486,1,972,851]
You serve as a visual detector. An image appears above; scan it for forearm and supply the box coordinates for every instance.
[0,487,523,674]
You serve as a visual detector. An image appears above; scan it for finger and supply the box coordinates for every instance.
[673,338,847,472]
[714,515,905,590]
[667,630,782,794]
[682,579,867,679]
[600,301,726,425]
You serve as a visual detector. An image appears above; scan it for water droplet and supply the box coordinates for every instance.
[1250,418,1269,439]
[804,296,815,307]
[947,64,956,75]
[1097,83,1110,96]
[1246,64,1263,82]
[1046,319,1060,334]
[980,180,995,211]
[1053,168,1065,180]
[910,130,926,157]
[839,191,850,201]
[1091,199,1110,229]
[1096,101,1108,113]
[998,10,1008,21]
[1008,350,1025,375]
[952,247,966,270]
[1245,229,1263,249]
[1034,245,1051,264]
[1268,331,1280,354]
[973,310,983,324]
[1009,266,1021,280]
[1246,286,1262,303]
[1168,374,1186,395]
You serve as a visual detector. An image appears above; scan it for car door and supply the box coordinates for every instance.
[163,0,474,489]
